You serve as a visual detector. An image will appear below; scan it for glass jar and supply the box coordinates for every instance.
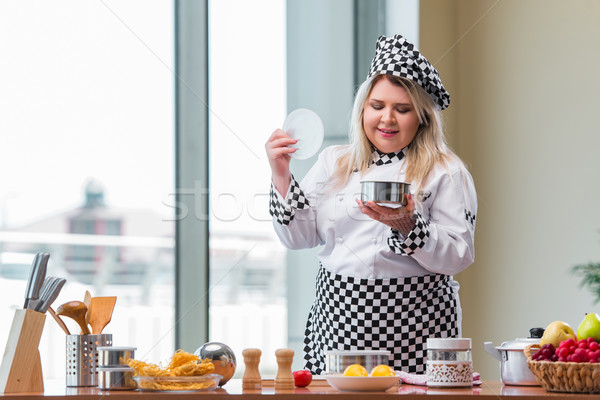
[426,338,473,388]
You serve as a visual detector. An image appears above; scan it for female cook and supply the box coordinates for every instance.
[265,34,477,374]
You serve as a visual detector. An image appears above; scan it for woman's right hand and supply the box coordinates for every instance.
[265,128,297,195]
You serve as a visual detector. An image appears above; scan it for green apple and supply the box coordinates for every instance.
[576,313,600,341]
[540,321,576,347]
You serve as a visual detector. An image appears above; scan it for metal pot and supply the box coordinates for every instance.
[360,181,410,206]
[483,338,540,386]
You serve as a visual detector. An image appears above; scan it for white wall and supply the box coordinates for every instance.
[421,0,600,381]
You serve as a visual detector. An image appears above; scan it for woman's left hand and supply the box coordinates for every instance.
[356,194,416,237]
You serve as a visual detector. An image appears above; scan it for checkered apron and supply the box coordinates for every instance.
[303,266,459,374]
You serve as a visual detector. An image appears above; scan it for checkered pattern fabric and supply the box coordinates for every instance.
[372,147,406,166]
[269,174,310,225]
[465,209,476,227]
[418,191,432,202]
[388,212,430,255]
[367,35,450,110]
[303,266,459,374]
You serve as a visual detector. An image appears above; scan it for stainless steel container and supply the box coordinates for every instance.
[484,338,540,386]
[360,181,410,206]
[325,350,390,374]
[97,367,136,390]
[97,346,136,367]
[66,334,112,387]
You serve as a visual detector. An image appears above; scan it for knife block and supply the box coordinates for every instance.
[0,309,46,393]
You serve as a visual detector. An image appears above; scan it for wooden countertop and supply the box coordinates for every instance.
[1,379,598,399]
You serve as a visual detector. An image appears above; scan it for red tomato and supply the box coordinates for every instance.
[292,370,312,387]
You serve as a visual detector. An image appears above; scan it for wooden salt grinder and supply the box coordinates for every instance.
[242,348,262,390]
[275,348,294,390]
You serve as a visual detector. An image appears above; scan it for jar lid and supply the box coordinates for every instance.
[427,338,472,350]
[325,350,391,356]
[97,346,137,351]
[97,367,133,372]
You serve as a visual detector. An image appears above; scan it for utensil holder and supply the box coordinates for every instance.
[0,309,46,393]
[66,334,112,387]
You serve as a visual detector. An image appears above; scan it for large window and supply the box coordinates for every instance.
[0,0,175,379]
[208,0,287,375]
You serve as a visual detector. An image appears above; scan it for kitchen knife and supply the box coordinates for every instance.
[29,276,54,312]
[38,278,66,313]
[24,252,49,310]
[23,253,41,309]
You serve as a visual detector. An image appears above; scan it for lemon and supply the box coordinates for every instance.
[370,364,395,377]
[343,364,368,377]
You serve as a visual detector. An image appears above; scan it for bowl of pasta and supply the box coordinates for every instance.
[128,349,222,391]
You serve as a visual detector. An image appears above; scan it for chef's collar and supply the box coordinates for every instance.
[372,147,406,166]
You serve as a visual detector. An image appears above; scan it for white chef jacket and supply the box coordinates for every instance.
[270,145,477,279]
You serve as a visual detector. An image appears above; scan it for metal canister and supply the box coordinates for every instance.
[97,346,136,367]
[97,367,136,390]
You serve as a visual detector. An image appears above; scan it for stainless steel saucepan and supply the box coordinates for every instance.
[484,337,541,386]
[360,181,411,206]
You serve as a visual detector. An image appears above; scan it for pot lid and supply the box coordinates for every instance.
[497,338,539,351]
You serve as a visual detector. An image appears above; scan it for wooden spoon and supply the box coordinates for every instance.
[88,296,117,334]
[56,301,90,335]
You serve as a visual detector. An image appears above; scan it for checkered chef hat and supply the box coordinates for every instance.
[367,34,450,110]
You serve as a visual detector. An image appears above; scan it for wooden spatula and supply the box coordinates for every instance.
[88,296,117,334]
[83,290,92,333]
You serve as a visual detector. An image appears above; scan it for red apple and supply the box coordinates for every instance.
[292,370,312,387]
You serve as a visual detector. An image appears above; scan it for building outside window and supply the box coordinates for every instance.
[0,0,175,379]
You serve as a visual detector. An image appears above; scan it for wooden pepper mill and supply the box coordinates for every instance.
[242,348,262,390]
[275,348,294,390]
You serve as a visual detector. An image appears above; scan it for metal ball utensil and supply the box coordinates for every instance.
[195,342,236,386]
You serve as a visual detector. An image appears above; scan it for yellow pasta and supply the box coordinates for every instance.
[168,350,199,369]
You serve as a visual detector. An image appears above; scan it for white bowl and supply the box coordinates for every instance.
[325,375,401,392]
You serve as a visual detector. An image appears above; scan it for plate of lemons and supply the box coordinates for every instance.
[325,364,401,392]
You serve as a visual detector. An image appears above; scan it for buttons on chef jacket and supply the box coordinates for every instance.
[371,238,377,244]
[336,237,343,243]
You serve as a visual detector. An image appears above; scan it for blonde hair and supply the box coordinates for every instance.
[330,74,460,196]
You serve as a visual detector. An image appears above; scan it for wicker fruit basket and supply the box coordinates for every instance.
[524,344,600,393]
